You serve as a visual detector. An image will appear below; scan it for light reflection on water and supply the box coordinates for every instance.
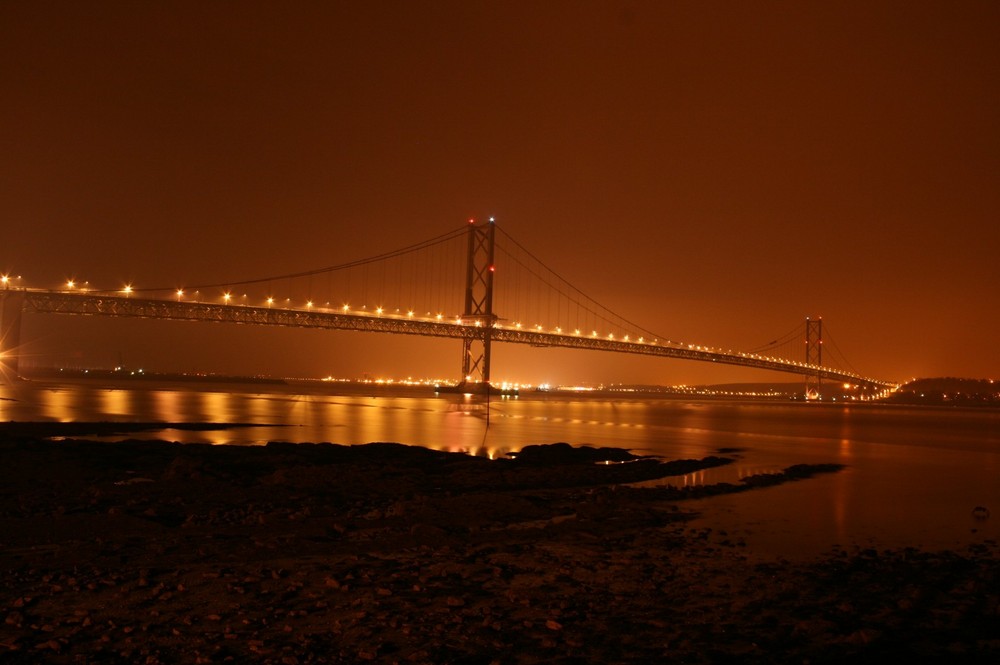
[40,387,76,422]
[101,389,132,417]
[1,379,998,558]
[152,390,181,422]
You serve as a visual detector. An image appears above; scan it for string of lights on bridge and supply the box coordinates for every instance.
[1,221,892,390]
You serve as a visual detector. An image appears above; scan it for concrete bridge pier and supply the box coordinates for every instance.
[0,290,24,382]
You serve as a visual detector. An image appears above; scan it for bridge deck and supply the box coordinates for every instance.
[12,290,894,388]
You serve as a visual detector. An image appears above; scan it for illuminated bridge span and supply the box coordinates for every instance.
[0,221,895,393]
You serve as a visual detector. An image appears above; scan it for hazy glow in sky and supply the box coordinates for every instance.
[1,1,997,384]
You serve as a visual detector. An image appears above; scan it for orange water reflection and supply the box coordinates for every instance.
[6,382,1000,558]
[41,388,76,422]
[151,390,183,422]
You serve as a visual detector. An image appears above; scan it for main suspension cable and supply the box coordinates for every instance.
[134,226,468,293]
[747,322,805,354]
[495,226,673,344]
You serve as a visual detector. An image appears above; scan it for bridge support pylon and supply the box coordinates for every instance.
[804,316,822,399]
[458,219,496,392]
[0,290,25,383]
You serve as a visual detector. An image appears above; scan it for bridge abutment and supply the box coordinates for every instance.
[0,290,25,382]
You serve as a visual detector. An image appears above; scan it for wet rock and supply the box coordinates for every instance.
[2,435,998,663]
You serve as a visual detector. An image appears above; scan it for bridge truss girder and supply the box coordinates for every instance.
[21,292,475,340]
[16,290,894,389]
[489,328,890,387]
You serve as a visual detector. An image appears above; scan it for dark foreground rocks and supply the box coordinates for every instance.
[0,435,998,664]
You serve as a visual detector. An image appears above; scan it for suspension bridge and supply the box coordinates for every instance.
[0,220,895,395]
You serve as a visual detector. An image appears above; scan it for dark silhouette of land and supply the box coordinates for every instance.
[1,429,997,663]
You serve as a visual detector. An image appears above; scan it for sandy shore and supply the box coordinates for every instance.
[1,427,998,663]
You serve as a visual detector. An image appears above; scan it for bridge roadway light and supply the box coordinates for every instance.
[66,280,75,289]
[123,285,133,297]
[266,297,274,307]
[223,292,232,304]
[176,289,184,301]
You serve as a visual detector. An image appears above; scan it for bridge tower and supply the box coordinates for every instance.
[804,316,823,399]
[459,219,496,390]
[0,290,25,383]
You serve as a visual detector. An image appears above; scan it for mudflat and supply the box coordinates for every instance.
[1,429,997,664]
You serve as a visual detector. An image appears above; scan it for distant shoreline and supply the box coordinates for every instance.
[10,367,999,407]
[8,366,833,399]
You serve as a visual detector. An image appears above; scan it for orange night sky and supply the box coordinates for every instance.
[2,1,997,386]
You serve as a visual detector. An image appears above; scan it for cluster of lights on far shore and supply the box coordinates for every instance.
[319,376,548,392]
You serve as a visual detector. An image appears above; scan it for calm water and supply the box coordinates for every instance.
[2,378,998,559]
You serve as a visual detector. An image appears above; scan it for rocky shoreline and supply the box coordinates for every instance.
[1,431,998,663]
